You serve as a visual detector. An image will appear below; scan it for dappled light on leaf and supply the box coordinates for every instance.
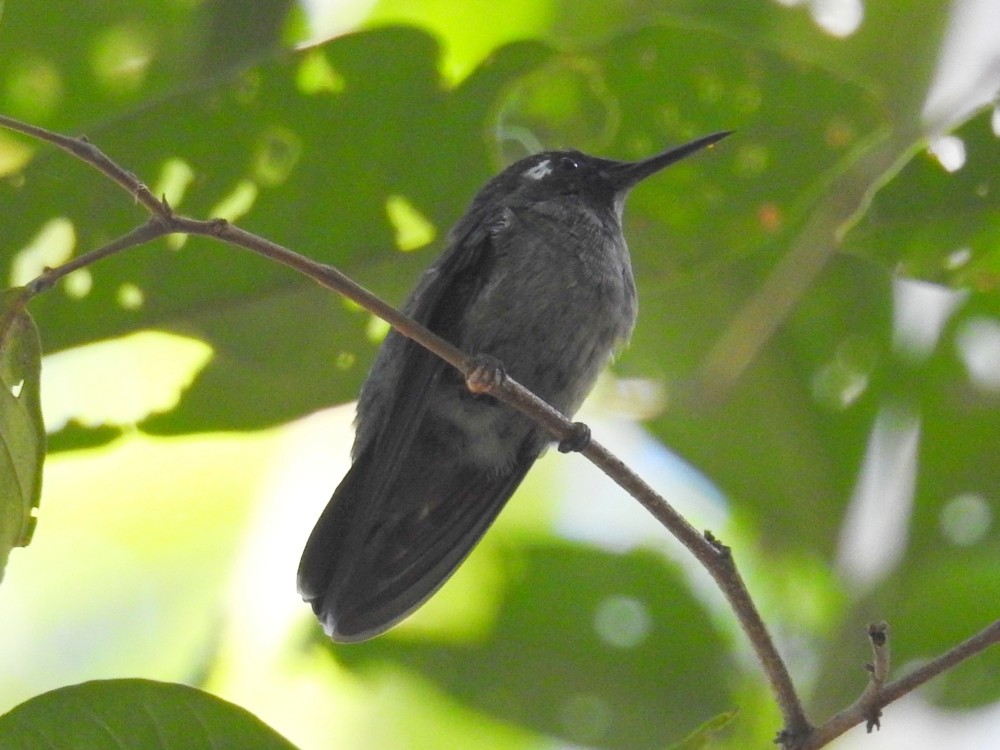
[929,134,967,172]
[152,157,196,210]
[734,141,770,177]
[837,404,919,589]
[252,127,303,187]
[334,350,356,371]
[4,57,63,120]
[295,48,346,94]
[811,341,874,410]
[892,278,965,361]
[813,0,864,37]
[498,57,620,156]
[63,268,92,299]
[8,218,76,287]
[592,594,652,649]
[115,282,145,310]
[773,0,865,37]
[844,111,999,285]
[1,26,551,443]
[385,193,436,251]
[0,131,34,177]
[41,331,212,433]
[364,313,390,344]
[90,22,156,95]
[209,179,259,222]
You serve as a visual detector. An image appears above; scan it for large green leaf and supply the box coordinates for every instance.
[0,289,43,580]
[2,27,549,447]
[0,679,298,750]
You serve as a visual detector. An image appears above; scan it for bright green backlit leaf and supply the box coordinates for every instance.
[0,288,44,580]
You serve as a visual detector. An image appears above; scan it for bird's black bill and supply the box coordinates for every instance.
[605,130,732,192]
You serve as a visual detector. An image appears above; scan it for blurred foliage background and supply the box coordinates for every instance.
[1,0,999,748]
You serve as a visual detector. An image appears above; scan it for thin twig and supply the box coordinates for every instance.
[880,618,1000,704]
[798,619,1000,749]
[25,219,172,297]
[0,114,167,217]
[859,621,890,732]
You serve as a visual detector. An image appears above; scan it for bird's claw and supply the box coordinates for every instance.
[558,422,591,453]
[465,354,506,394]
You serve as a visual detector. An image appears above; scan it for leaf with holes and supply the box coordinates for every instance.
[0,288,44,582]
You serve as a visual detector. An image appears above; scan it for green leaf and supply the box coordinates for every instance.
[843,109,1000,287]
[810,281,1000,713]
[0,679,299,750]
[645,254,892,555]
[0,0,288,130]
[0,288,44,580]
[2,27,550,449]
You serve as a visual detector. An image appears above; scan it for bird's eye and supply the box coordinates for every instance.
[560,156,579,170]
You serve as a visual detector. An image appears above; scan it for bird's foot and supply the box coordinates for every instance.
[558,421,591,453]
[465,354,506,394]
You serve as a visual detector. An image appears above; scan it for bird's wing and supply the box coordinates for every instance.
[298,219,535,641]
[306,438,536,641]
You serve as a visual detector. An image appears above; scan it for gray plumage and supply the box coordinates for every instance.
[298,132,729,642]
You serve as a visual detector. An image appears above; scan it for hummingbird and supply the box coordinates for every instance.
[298,131,730,642]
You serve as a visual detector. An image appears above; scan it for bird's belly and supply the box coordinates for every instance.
[477,262,634,412]
[427,275,633,471]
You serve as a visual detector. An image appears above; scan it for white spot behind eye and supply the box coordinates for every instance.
[523,159,552,180]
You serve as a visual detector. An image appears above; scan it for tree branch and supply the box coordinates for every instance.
[0,112,809,742]
[797,618,1000,749]
[25,219,172,297]
[9,114,999,748]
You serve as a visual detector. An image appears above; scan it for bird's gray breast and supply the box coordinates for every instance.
[461,200,638,416]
